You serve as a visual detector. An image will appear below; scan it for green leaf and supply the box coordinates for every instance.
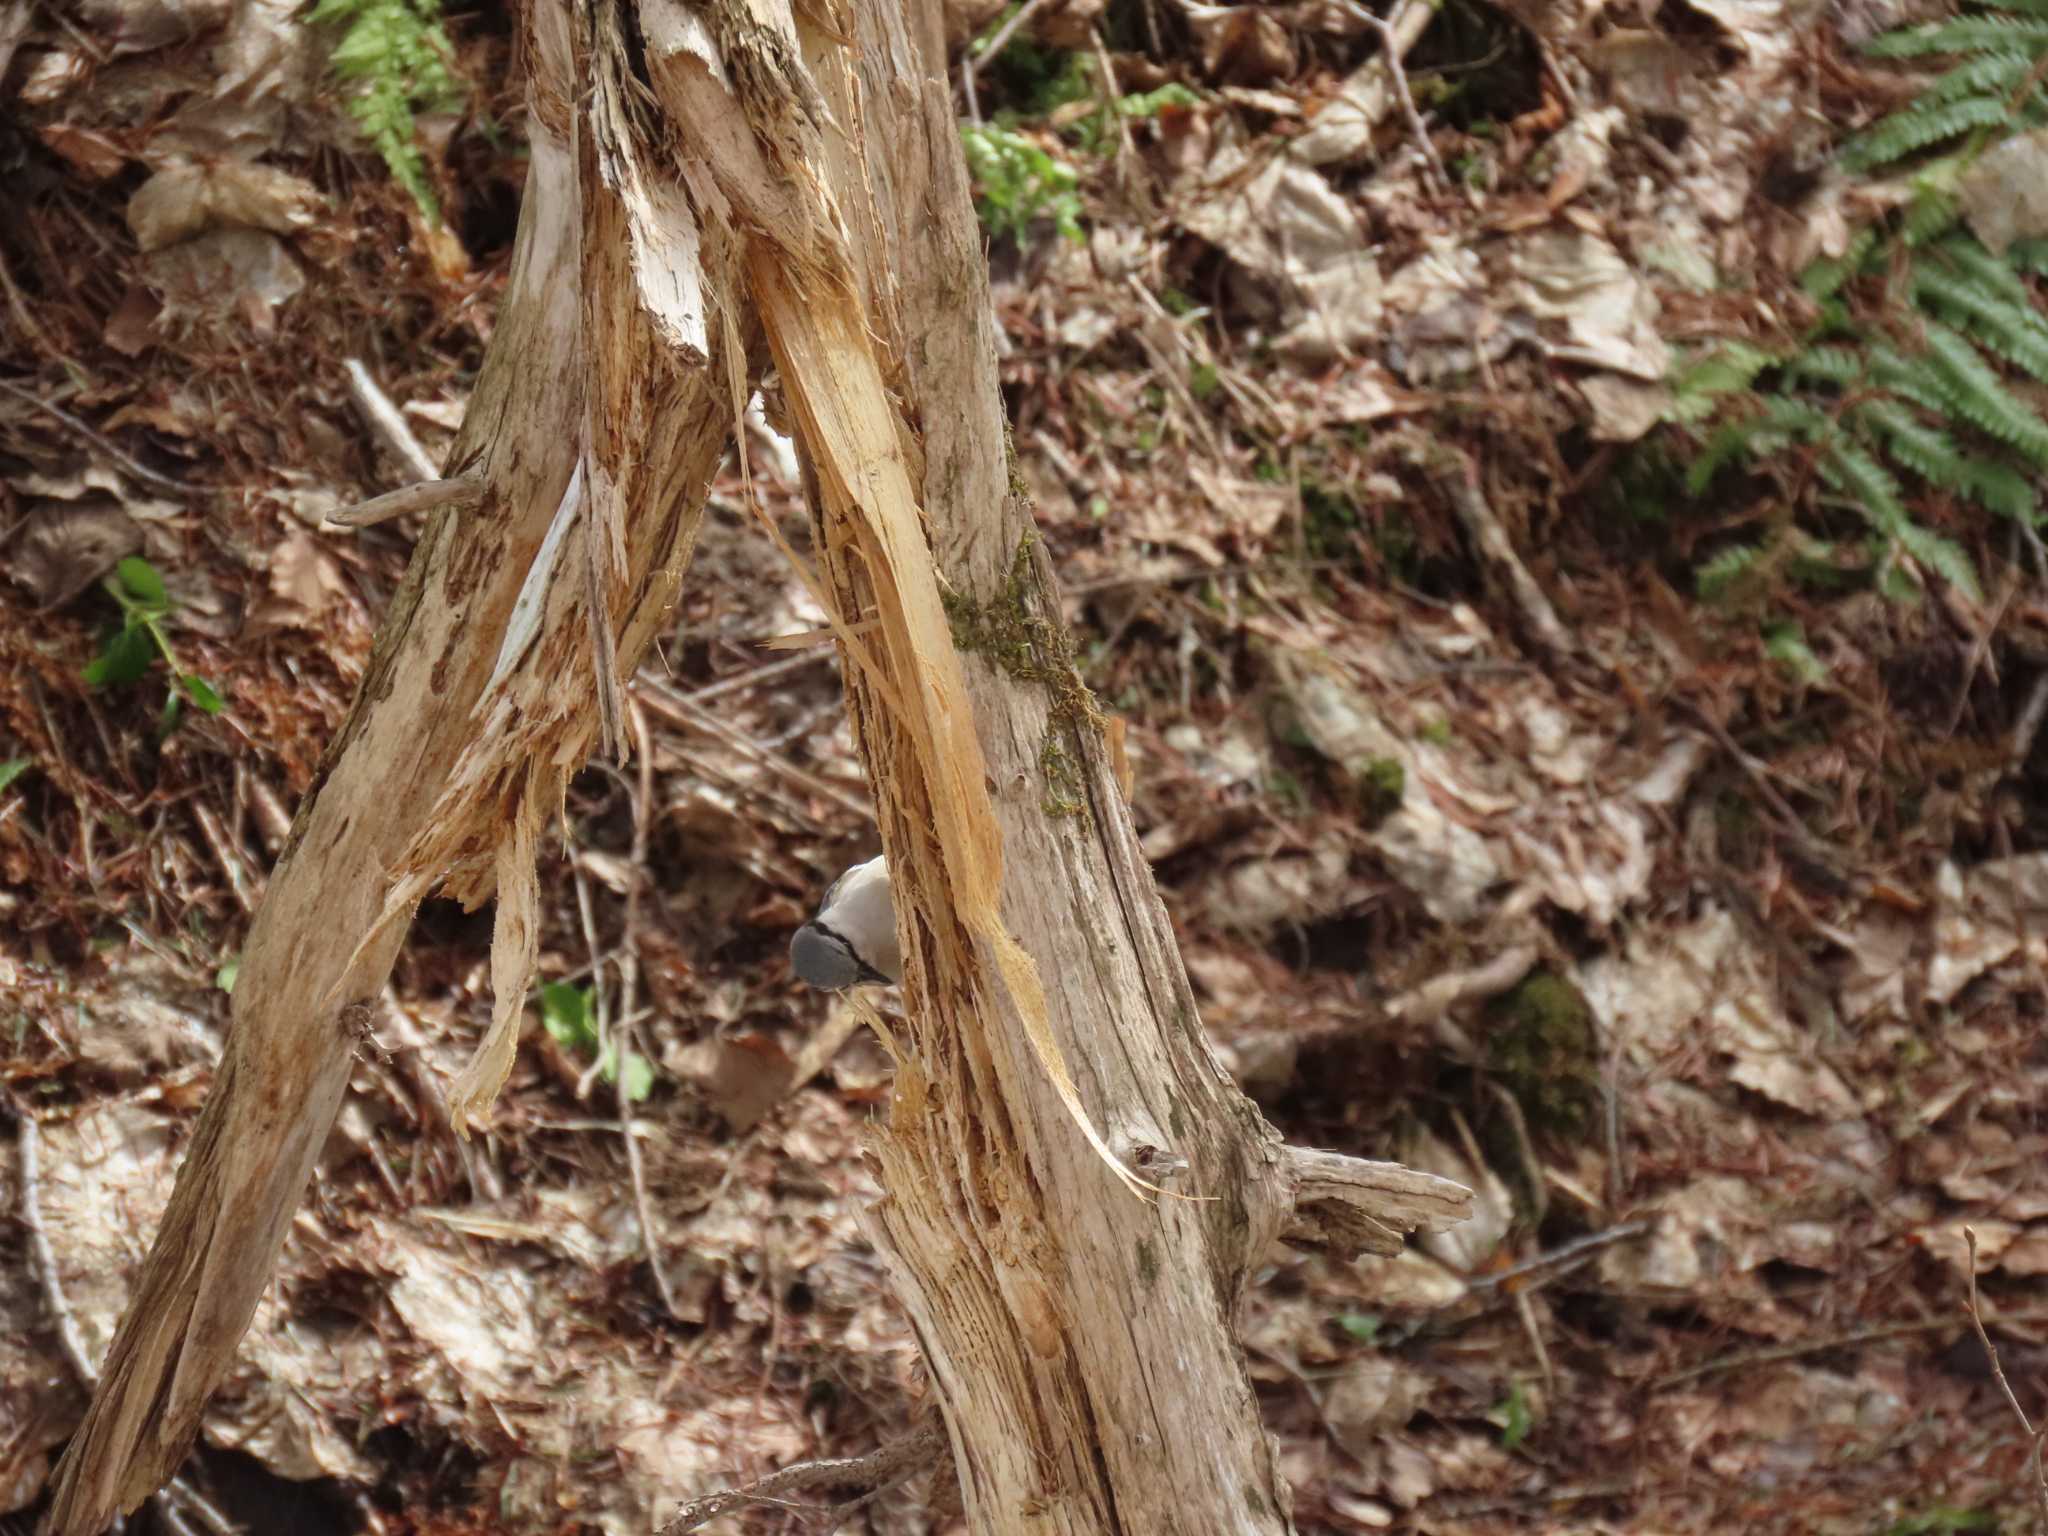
[216,957,240,993]
[180,675,225,714]
[0,758,30,794]
[539,980,598,1051]
[1764,621,1830,685]
[116,556,167,606]
[1493,1378,1533,1451]
[1336,1313,1382,1344]
[84,625,155,689]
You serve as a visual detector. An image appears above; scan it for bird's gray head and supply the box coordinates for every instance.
[790,921,864,991]
[790,854,900,989]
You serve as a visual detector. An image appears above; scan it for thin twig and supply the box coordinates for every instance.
[161,1476,240,1536]
[654,648,836,707]
[637,675,874,822]
[617,698,685,1319]
[326,474,482,529]
[1965,1227,2048,1533]
[1651,1317,1981,1390]
[1465,1219,1652,1294]
[1676,701,1854,893]
[660,1417,948,1534]
[0,376,195,498]
[1333,0,1448,191]
[342,358,440,481]
[1429,445,1572,656]
[966,0,1054,82]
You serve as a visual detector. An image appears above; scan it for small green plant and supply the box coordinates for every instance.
[0,758,31,795]
[83,557,224,726]
[538,980,653,1101]
[961,123,1084,243]
[1674,0,2048,612]
[309,0,464,224]
[1066,81,1200,154]
[1356,756,1405,823]
[1882,1509,1996,1536]
[1335,1312,1382,1344]
[1490,1377,1534,1451]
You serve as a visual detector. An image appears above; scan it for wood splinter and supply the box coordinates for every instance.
[1280,1145,1474,1261]
[327,473,485,529]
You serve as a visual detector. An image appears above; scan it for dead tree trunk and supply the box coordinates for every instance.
[44,8,763,1530]
[47,3,1466,1533]
[650,4,1469,1532]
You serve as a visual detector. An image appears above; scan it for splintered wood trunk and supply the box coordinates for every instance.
[652,5,1468,1533]
[44,8,764,1531]
[48,3,1467,1534]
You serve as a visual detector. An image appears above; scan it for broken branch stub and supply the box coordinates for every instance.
[42,5,761,1530]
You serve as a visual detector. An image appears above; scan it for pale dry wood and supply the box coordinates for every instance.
[325,472,482,529]
[43,5,759,1528]
[1282,1147,1473,1261]
[650,5,1471,1533]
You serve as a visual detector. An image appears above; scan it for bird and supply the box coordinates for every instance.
[789,854,901,989]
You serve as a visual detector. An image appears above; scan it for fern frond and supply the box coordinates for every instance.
[1932,231,2042,309]
[1817,440,1982,598]
[1896,519,1985,596]
[1863,15,2048,57]
[1909,47,2043,105]
[1903,186,1964,245]
[1840,96,2010,173]
[2010,238,2048,275]
[1859,398,1972,482]
[1859,398,2039,518]
[1786,346,1867,387]
[1912,263,2048,380]
[310,0,461,225]
[1960,459,2038,519]
[1687,398,1836,493]
[1802,229,1881,299]
[1674,342,1780,397]
[1818,441,1914,535]
[1697,542,1766,600]
[1868,343,1958,414]
[1921,319,2048,462]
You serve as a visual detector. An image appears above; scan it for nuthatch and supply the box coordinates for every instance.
[789,855,900,989]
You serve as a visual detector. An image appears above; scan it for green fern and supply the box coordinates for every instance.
[1863,14,2048,56]
[2011,239,2048,274]
[1668,342,1781,423]
[1920,319,2048,462]
[309,0,464,225]
[1686,397,1836,495]
[1802,229,1879,299]
[1696,541,1768,600]
[1841,96,2011,172]
[1663,0,2048,613]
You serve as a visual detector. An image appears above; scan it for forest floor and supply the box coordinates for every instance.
[4,0,2048,1533]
